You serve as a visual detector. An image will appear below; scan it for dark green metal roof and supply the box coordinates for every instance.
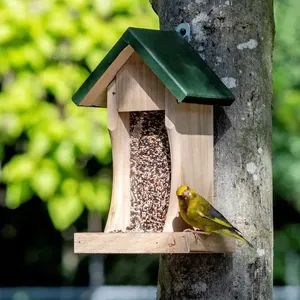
[72,27,235,106]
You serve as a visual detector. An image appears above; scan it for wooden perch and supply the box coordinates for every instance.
[74,232,235,254]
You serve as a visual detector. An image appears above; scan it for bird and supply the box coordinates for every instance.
[176,184,254,248]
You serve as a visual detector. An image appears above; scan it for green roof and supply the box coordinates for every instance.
[72,27,235,106]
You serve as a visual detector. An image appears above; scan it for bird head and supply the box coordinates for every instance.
[176,185,193,209]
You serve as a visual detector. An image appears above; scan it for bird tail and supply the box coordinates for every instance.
[217,228,254,248]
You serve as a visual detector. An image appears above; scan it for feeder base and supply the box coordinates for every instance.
[74,232,235,254]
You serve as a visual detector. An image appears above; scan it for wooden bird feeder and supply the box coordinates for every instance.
[72,27,236,254]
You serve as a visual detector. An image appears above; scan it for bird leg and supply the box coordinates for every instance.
[183,228,211,243]
[183,228,198,233]
[183,228,211,234]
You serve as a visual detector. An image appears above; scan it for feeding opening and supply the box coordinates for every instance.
[130,111,171,232]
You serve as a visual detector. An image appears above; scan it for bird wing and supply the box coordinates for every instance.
[201,208,236,229]
[197,196,238,230]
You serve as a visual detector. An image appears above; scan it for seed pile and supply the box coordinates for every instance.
[129,111,171,232]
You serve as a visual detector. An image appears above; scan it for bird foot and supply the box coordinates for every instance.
[183,228,211,235]
[183,228,198,233]
[183,229,211,243]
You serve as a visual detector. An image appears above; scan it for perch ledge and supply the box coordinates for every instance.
[74,232,235,254]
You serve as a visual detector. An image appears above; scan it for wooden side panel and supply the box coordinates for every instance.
[80,45,134,107]
[104,80,131,232]
[74,232,235,254]
[163,88,213,232]
[163,95,186,232]
[116,53,165,112]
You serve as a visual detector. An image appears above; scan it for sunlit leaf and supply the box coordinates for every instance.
[80,178,111,214]
[0,24,14,43]
[0,113,23,141]
[30,159,61,200]
[54,141,76,170]
[2,155,35,182]
[5,181,32,209]
[94,0,112,17]
[27,131,52,158]
[48,193,84,230]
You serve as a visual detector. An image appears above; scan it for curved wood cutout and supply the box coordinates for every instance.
[104,80,131,232]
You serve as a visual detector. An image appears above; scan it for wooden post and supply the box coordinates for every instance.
[153,0,274,299]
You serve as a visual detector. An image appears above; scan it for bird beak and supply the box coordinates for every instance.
[182,190,191,199]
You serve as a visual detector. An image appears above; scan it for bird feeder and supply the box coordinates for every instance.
[73,27,236,254]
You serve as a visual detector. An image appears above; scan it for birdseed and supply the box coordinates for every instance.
[129,111,171,232]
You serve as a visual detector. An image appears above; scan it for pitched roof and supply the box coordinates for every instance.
[72,27,235,107]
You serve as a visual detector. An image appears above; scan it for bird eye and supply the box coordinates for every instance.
[186,186,190,190]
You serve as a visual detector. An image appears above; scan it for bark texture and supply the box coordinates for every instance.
[155,1,274,299]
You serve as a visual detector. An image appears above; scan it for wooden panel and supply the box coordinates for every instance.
[104,80,131,232]
[80,45,134,107]
[163,100,186,232]
[74,232,235,254]
[163,88,213,232]
[116,53,165,112]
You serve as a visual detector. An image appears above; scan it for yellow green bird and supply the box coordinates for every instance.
[176,184,254,248]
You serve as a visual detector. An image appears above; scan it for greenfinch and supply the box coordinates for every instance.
[176,184,254,248]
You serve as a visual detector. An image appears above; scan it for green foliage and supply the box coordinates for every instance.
[273,0,300,285]
[0,0,158,230]
[273,0,300,209]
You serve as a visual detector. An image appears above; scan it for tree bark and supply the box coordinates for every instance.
[154,1,274,299]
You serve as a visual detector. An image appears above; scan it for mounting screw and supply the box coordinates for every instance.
[176,23,191,42]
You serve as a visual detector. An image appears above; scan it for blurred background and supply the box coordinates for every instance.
[0,0,299,299]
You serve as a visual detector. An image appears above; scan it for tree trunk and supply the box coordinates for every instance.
[152,1,274,299]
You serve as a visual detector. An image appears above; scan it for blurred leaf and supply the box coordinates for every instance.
[54,141,76,170]
[79,178,111,214]
[93,0,112,18]
[5,181,32,209]
[2,155,36,182]
[30,159,61,200]
[0,113,23,141]
[48,193,84,230]
[27,132,52,158]
[0,24,14,43]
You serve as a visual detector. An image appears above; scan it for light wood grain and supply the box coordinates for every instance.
[163,96,186,232]
[74,232,235,254]
[163,88,214,232]
[116,53,165,112]
[105,80,131,232]
[80,45,134,107]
